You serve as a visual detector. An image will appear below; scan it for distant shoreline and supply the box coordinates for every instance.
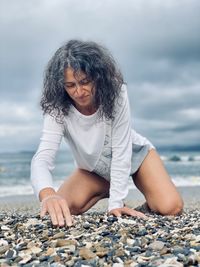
[1,145,200,154]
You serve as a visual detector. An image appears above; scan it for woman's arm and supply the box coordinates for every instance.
[108,85,147,218]
[30,114,73,226]
[30,113,64,200]
[108,84,132,211]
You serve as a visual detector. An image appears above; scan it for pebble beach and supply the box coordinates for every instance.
[0,187,200,267]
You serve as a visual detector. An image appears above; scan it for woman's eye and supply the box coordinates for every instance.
[65,84,75,88]
[80,79,90,85]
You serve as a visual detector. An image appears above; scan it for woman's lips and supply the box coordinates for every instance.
[77,95,89,101]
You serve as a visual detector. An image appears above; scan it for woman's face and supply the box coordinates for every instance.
[64,67,95,113]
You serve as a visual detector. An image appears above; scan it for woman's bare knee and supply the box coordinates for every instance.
[148,196,184,216]
[68,202,84,215]
[57,168,110,215]
[132,149,184,216]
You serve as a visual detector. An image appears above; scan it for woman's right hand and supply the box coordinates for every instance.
[40,194,73,227]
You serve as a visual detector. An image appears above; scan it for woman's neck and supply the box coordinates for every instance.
[74,103,97,115]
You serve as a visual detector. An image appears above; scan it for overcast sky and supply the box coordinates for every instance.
[0,0,200,152]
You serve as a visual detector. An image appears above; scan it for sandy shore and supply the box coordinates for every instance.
[0,186,200,214]
[0,186,200,266]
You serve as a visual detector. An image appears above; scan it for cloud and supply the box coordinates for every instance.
[128,81,200,146]
[0,0,200,151]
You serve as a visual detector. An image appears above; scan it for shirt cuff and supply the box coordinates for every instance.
[108,199,124,212]
[31,179,54,201]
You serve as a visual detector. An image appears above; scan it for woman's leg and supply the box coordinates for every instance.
[57,169,110,215]
[132,149,184,215]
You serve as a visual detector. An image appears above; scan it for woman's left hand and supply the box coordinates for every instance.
[108,206,147,219]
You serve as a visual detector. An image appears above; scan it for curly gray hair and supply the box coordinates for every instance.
[40,39,125,122]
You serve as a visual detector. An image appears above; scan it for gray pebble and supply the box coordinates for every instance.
[149,240,165,251]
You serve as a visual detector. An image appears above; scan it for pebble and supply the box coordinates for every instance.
[159,256,183,266]
[0,208,199,266]
[107,216,118,223]
[113,263,124,267]
[83,222,90,229]
[95,246,109,257]
[18,254,32,264]
[56,239,72,247]
[5,249,16,259]
[0,245,9,254]
[149,240,165,250]
[52,231,65,239]
[79,247,96,259]
[0,239,8,246]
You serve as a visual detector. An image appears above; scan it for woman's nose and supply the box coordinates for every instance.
[75,84,85,96]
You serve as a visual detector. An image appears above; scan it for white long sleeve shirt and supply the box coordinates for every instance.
[31,84,148,211]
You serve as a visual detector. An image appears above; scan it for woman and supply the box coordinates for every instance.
[31,39,183,227]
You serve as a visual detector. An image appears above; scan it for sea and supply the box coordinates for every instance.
[0,149,200,198]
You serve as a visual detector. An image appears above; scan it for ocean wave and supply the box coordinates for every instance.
[161,155,200,162]
[1,177,200,197]
[0,185,34,197]
[128,176,200,190]
[0,180,64,197]
[0,166,6,173]
[172,176,200,187]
